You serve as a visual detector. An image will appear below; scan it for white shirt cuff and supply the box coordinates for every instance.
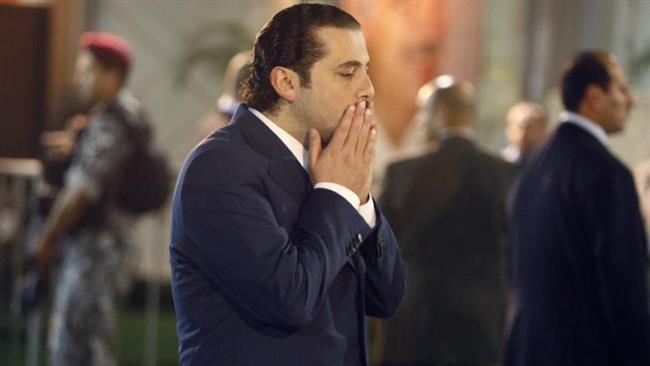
[359,196,377,228]
[314,182,377,228]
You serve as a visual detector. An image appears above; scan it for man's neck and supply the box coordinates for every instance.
[436,125,475,141]
[93,88,121,108]
[250,107,309,168]
[576,108,608,134]
[262,110,310,148]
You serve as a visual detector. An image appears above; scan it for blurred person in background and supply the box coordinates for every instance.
[501,101,548,165]
[33,32,151,366]
[195,50,251,141]
[506,51,650,366]
[379,75,513,366]
[635,160,650,251]
[500,101,548,330]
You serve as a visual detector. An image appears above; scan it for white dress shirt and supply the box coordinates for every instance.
[559,111,608,147]
[249,108,377,228]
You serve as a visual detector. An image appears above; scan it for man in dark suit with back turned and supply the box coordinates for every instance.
[380,76,513,366]
[169,4,406,366]
[505,51,650,366]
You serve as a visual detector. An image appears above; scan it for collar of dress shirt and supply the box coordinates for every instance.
[249,107,309,168]
[436,126,476,142]
[559,111,608,147]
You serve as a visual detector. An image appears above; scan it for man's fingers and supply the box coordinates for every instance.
[308,128,322,169]
[356,107,373,154]
[345,100,366,149]
[329,104,355,151]
[364,125,377,163]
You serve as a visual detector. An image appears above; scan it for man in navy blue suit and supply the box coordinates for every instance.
[505,51,650,365]
[169,4,406,365]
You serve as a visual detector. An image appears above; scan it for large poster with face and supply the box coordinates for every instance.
[341,0,482,193]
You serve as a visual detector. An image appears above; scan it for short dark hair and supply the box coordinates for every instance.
[241,3,361,112]
[561,51,613,112]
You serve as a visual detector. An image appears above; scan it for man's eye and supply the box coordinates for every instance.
[340,73,354,78]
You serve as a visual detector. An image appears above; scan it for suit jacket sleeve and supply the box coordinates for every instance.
[584,162,650,364]
[358,202,406,318]
[180,151,377,327]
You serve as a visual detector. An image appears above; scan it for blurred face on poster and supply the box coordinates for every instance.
[341,0,447,145]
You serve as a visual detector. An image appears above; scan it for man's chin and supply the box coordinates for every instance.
[607,122,625,135]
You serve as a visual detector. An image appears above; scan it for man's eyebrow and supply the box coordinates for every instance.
[335,60,370,69]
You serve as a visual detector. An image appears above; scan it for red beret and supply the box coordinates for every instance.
[80,32,132,72]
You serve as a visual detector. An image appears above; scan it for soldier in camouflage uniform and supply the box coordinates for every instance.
[34,32,137,366]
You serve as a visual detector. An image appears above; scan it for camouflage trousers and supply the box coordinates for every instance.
[48,229,132,366]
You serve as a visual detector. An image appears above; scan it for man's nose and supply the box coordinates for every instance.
[358,73,375,101]
[628,91,636,110]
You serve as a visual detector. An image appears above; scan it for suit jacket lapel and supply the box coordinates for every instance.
[232,104,311,206]
[268,158,312,206]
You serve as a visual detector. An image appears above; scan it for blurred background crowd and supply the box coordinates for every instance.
[1,0,650,365]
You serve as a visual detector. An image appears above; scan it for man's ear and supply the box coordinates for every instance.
[584,84,606,110]
[269,66,299,103]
